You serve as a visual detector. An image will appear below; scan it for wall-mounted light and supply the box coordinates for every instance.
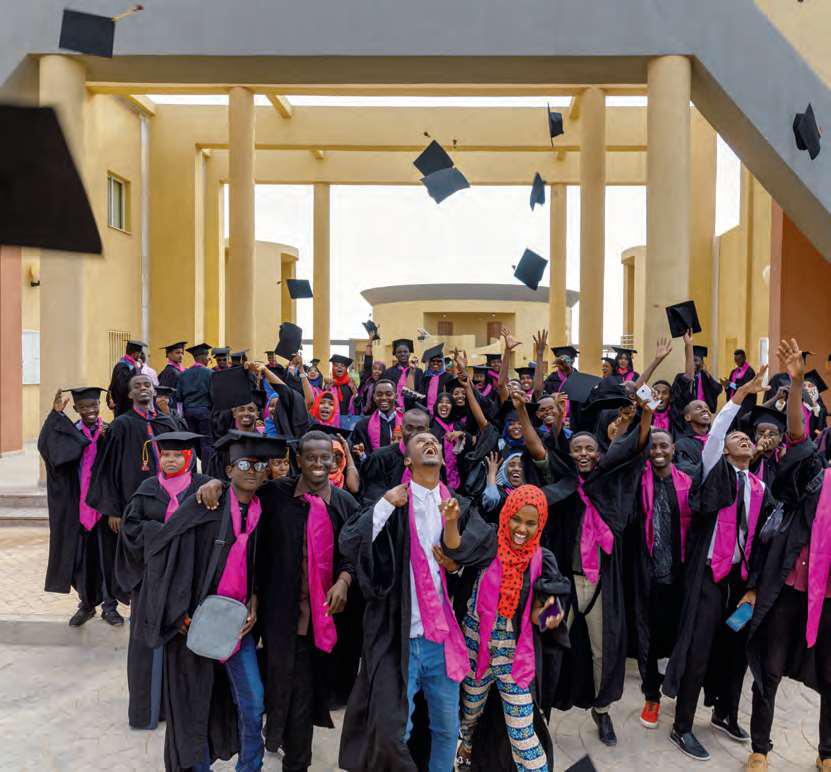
[27,264,40,287]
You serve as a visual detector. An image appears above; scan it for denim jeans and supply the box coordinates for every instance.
[193,634,264,772]
[404,636,460,772]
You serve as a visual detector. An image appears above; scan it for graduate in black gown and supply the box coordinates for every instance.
[39,386,125,627]
[721,349,757,416]
[421,343,454,416]
[662,368,774,762]
[260,360,311,438]
[543,346,578,395]
[133,431,284,772]
[157,341,186,391]
[87,373,178,524]
[108,339,144,417]
[351,379,401,458]
[542,404,652,746]
[382,338,425,410]
[116,431,211,730]
[671,339,723,415]
[672,400,713,475]
[745,338,831,770]
[329,354,357,415]
[155,386,189,431]
[745,405,787,489]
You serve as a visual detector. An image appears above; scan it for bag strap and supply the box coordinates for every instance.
[197,500,232,605]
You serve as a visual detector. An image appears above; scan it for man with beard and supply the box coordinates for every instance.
[158,341,187,391]
[673,400,713,474]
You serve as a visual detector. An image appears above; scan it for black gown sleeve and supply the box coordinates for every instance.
[85,421,126,518]
[441,509,497,569]
[117,491,164,594]
[37,411,86,469]
[534,547,571,601]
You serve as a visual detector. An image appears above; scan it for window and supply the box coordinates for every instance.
[437,320,454,336]
[22,330,40,385]
[107,173,129,231]
[107,330,131,366]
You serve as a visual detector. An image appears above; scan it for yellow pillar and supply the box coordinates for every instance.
[228,87,255,351]
[578,87,605,375]
[548,184,567,360]
[280,252,297,324]
[313,183,331,366]
[646,56,691,375]
[39,55,88,420]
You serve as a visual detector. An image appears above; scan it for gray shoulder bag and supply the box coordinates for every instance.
[186,509,249,660]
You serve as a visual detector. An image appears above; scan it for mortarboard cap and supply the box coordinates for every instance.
[413,140,454,177]
[530,172,546,210]
[393,338,414,353]
[515,366,536,377]
[793,104,821,160]
[471,365,491,374]
[161,341,187,354]
[214,430,289,463]
[612,346,637,358]
[421,167,470,204]
[513,248,547,291]
[805,369,828,393]
[0,106,102,254]
[421,343,445,364]
[59,9,116,58]
[579,379,632,416]
[286,279,313,299]
[154,385,176,397]
[363,319,380,341]
[211,346,230,356]
[485,353,502,364]
[309,420,357,440]
[551,345,579,361]
[665,300,702,338]
[693,345,709,359]
[211,367,255,411]
[275,322,303,360]
[230,350,248,361]
[309,358,321,367]
[330,354,354,368]
[153,431,204,452]
[547,105,564,139]
[562,371,602,403]
[186,343,211,357]
[126,339,147,353]
[602,357,617,370]
[65,386,104,402]
[565,756,598,772]
[745,405,787,434]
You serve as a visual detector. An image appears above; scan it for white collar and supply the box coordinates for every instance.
[411,481,440,501]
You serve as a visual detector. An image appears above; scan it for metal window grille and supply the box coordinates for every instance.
[107,330,131,366]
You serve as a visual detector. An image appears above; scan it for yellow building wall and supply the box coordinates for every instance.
[252,241,284,356]
[21,248,40,440]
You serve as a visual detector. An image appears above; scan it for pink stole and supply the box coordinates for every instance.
[805,470,831,647]
[474,548,542,688]
[396,366,410,409]
[426,373,442,413]
[652,409,671,431]
[167,358,185,373]
[189,362,205,369]
[303,493,338,653]
[78,419,103,531]
[433,417,461,488]
[640,464,693,561]
[617,369,635,383]
[157,470,192,523]
[216,489,261,603]
[576,479,614,584]
[729,362,749,391]
[695,372,706,402]
[368,409,402,450]
[478,382,493,398]
[710,470,765,583]
[407,482,469,682]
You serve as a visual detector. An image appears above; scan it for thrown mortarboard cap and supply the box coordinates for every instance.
[211,367,255,411]
[363,319,380,341]
[275,322,303,360]
[693,345,709,359]
[330,354,354,368]
[793,104,821,160]
[0,106,102,254]
[565,755,598,772]
[59,9,116,57]
[547,105,564,139]
[745,405,787,433]
[665,300,702,338]
[309,358,321,367]
[551,345,579,361]
[153,431,204,451]
[161,341,187,353]
[562,371,602,403]
[530,172,546,210]
[413,139,454,177]
[186,343,211,357]
[805,369,828,393]
[65,386,105,402]
[513,248,547,291]
[393,338,414,353]
[421,167,470,204]
[214,430,289,462]
[421,342,445,364]
[286,279,313,299]
[211,346,230,356]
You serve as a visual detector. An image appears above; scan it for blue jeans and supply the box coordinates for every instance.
[405,636,460,772]
[193,634,264,772]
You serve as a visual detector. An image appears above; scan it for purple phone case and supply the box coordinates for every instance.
[538,598,563,631]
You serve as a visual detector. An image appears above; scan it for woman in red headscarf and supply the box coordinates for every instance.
[440,485,570,771]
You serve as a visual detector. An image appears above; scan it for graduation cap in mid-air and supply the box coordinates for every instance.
[665,300,703,338]
[793,103,821,160]
[286,279,314,300]
[414,139,470,204]
[414,140,454,177]
[275,322,303,360]
[59,5,143,58]
[0,106,102,254]
[530,172,546,210]
[211,366,256,411]
[363,319,380,341]
[562,371,602,403]
[547,104,565,142]
[513,248,548,291]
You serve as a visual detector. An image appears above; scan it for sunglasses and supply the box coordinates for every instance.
[233,459,268,472]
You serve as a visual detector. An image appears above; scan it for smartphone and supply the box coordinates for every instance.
[538,598,563,631]
[726,602,753,632]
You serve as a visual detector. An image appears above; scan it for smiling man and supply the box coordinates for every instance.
[351,379,400,456]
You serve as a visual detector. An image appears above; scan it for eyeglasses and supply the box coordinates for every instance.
[233,459,268,472]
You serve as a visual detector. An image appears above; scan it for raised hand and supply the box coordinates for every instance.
[53,389,69,414]
[431,545,459,573]
[383,484,409,508]
[439,497,461,523]
[683,329,693,347]
[743,364,769,394]
[777,338,805,380]
[533,329,548,357]
[485,451,501,481]
[655,336,672,359]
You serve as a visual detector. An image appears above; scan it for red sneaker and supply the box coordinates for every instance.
[640,700,660,728]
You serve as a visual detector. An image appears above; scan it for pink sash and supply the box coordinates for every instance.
[695,373,706,403]
[368,409,402,450]
[167,358,185,373]
[640,465,693,561]
[426,374,442,413]
[729,362,749,390]
[303,493,338,653]
[407,482,469,682]
[576,479,614,584]
[433,417,461,489]
[478,382,493,398]
[710,471,764,583]
[216,489,261,603]
[157,471,192,523]
[474,548,542,688]
[617,369,635,383]
[78,419,103,531]
[806,470,831,647]
[652,410,671,431]
[396,366,410,409]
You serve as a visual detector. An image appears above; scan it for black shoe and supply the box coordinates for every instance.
[669,728,710,761]
[711,712,751,743]
[591,709,617,746]
[101,608,124,626]
[68,607,95,627]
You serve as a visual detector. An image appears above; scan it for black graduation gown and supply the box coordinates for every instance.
[542,426,648,710]
[269,382,311,438]
[337,492,476,772]
[674,433,707,475]
[726,365,757,415]
[38,411,120,605]
[442,512,571,772]
[351,412,396,454]
[359,443,407,505]
[671,370,723,415]
[662,456,774,700]
[132,490,258,771]
[747,440,828,699]
[255,478,359,750]
[116,472,211,729]
[158,364,182,390]
[382,364,425,407]
[750,450,783,491]
[86,410,179,518]
[108,360,137,417]
[272,363,304,396]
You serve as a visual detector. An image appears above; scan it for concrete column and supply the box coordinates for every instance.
[646,56,691,375]
[280,252,297,324]
[578,88,605,375]
[38,55,87,426]
[548,184,568,362]
[313,183,331,366]
[228,87,255,351]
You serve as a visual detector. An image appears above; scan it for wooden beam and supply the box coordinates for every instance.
[265,93,293,118]
[115,93,156,116]
[567,93,582,122]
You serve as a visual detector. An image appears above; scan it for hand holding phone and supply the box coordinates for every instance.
[537,597,563,632]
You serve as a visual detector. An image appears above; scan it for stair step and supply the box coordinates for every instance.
[0,490,47,509]
[0,507,48,526]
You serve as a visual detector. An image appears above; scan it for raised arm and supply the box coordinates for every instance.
[683,329,695,381]
[496,327,512,402]
[532,330,547,398]
[457,351,489,432]
[778,338,807,442]
[511,391,546,461]
[634,337,672,390]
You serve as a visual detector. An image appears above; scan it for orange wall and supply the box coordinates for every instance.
[0,246,22,453]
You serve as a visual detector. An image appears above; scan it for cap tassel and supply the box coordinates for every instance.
[112,4,143,22]
[141,440,151,472]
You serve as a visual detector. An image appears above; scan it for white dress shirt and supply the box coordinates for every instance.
[372,481,443,638]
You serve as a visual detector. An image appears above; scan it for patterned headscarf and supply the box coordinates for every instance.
[329,435,348,489]
[497,485,548,618]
